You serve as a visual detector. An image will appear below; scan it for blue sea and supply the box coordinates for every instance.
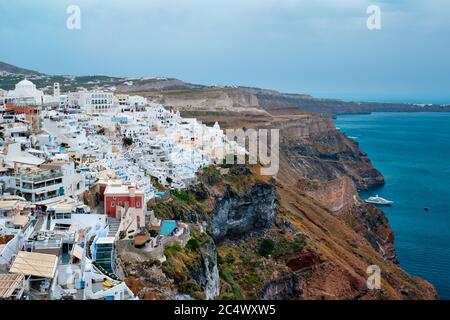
[335,112,450,300]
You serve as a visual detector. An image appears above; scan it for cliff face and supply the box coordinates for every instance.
[274,115,395,261]
[279,115,384,190]
[239,86,450,115]
[267,114,435,299]
[209,182,276,241]
[293,175,395,262]
[147,156,436,300]
[188,237,220,300]
[140,112,436,300]
[147,166,279,299]
[142,88,265,115]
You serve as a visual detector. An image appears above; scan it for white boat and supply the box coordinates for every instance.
[365,195,394,205]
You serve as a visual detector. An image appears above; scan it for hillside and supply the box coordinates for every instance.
[239,86,450,115]
[0,61,41,75]
[1,60,449,115]
[0,60,439,299]
[120,112,437,300]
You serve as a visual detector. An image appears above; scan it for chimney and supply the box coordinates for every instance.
[129,185,136,208]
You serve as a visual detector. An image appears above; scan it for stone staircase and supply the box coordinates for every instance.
[108,218,120,238]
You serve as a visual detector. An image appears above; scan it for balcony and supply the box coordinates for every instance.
[14,170,63,183]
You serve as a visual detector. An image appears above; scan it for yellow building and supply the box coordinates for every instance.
[115,94,129,106]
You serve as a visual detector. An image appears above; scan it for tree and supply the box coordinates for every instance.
[259,238,275,257]
[186,238,201,252]
[122,136,133,147]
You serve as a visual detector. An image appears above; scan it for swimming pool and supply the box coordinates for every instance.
[160,220,178,236]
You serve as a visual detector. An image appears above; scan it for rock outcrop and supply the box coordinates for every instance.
[142,87,265,115]
[279,115,384,190]
[143,112,437,300]
[258,273,302,300]
[209,183,276,241]
[189,238,220,300]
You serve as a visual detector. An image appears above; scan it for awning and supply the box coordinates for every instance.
[0,273,24,299]
[10,251,58,279]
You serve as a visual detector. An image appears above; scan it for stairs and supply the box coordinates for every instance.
[108,219,120,238]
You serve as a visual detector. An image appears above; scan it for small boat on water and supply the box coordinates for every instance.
[365,195,394,205]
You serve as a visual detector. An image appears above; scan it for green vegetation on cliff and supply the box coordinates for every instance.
[161,232,211,299]
[217,230,308,300]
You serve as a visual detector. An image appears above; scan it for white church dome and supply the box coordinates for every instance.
[6,78,44,103]
[16,79,36,89]
[14,79,38,96]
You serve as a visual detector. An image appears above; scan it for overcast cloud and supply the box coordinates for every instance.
[0,0,449,103]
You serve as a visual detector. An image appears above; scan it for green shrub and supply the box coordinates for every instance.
[164,244,182,257]
[148,229,159,237]
[161,260,176,278]
[259,238,275,257]
[240,254,251,265]
[225,253,235,265]
[273,236,306,261]
[172,189,195,203]
[220,268,244,300]
[178,279,202,296]
[186,238,201,252]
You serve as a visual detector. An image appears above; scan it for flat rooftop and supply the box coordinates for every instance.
[96,237,115,245]
[104,183,144,196]
[10,251,58,279]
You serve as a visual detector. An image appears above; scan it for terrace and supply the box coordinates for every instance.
[14,170,63,183]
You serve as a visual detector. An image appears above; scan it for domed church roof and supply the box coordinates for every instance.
[7,78,43,101]
[16,78,36,89]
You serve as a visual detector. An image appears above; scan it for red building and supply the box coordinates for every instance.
[103,181,145,223]
[5,103,40,115]
[5,103,41,133]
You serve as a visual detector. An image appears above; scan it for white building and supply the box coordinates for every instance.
[5,79,44,105]
[68,90,116,114]
[53,83,60,98]
[59,94,69,108]
[0,88,6,107]
[128,95,147,108]
[5,79,59,106]
[42,158,87,198]
[115,94,147,112]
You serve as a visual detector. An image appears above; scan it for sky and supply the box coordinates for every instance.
[0,0,449,103]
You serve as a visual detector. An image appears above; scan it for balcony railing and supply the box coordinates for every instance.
[13,171,63,183]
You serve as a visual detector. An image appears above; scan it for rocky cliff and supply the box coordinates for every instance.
[126,111,436,300]
[145,166,278,298]
[273,115,394,260]
[278,115,384,190]
[189,238,220,300]
[209,182,276,241]
[239,86,450,115]
[140,87,265,115]
[146,151,436,299]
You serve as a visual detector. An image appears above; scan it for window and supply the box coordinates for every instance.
[136,201,141,208]
[111,202,115,207]
[118,202,122,207]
